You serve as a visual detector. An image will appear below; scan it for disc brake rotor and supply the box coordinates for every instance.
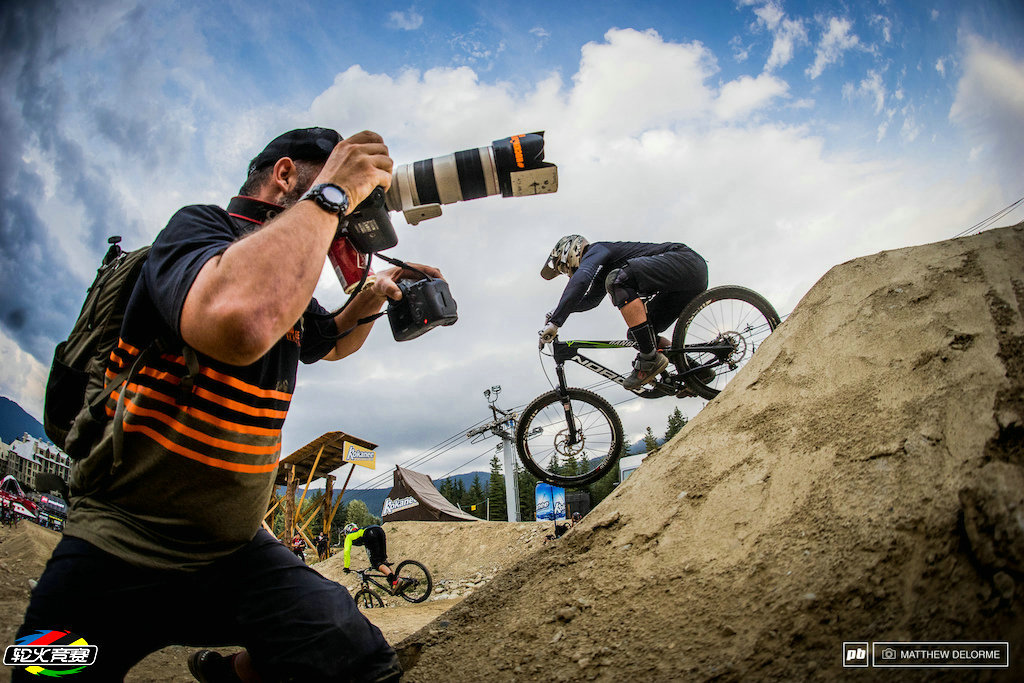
[720,331,748,364]
[554,422,585,458]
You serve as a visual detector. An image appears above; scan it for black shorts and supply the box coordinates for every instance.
[13,531,397,682]
[360,526,388,568]
[626,247,708,333]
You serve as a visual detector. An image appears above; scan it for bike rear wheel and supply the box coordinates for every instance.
[671,286,781,400]
[394,560,433,603]
[353,588,384,610]
[515,388,624,487]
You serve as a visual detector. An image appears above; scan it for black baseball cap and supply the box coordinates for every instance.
[247,127,343,176]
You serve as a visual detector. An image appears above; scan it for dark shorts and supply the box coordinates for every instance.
[360,527,388,568]
[625,247,709,333]
[13,530,397,682]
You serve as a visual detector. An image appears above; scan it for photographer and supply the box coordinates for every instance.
[15,127,437,683]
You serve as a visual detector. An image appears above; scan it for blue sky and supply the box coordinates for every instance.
[2,0,1022,491]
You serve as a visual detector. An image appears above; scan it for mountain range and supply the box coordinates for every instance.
[0,396,48,445]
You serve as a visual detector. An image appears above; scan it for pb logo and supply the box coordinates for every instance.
[843,642,870,667]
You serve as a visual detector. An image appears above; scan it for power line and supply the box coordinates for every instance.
[953,194,1024,238]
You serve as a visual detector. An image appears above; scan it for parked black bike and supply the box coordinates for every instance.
[517,286,781,487]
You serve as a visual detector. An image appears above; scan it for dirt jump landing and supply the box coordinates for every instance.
[397,224,1024,682]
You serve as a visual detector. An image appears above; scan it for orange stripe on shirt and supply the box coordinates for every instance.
[117,339,142,356]
[126,383,283,437]
[123,398,282,456]
[155,353,293,402]
[121,422,279,474]
[201,366,292,401]
[192,386,289,419]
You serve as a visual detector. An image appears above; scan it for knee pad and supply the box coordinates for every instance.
[604,267,640,308]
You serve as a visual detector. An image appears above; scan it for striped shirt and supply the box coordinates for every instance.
[66,197,337,570]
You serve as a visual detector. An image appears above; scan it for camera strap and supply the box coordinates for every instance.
[306,252,385,341]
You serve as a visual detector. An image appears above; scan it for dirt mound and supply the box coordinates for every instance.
[0,523,61,681]
[397,224,1024,681]
[318,521,556,597]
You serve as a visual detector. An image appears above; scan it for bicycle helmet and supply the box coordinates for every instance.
[541,234,589,279]
[343,522,358,535]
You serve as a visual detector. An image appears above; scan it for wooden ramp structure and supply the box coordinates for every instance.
[264,431,377,555]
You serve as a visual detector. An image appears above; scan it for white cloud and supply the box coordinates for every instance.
[935,57,946,77]
[949,35,1024,183]
[747,1,808,72]
[860,69,887,114]
[0,328,47,420]
[714,73,789,120]
[870,14,893,43]
[568,29,717,134]
[389,8,424,31]
[807,17,861,79]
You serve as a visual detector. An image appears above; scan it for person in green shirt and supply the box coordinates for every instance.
[341,522,399,592]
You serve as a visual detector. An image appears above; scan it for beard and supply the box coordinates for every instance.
[280,163,323,207]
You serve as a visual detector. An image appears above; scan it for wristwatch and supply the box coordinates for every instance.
[300,183,349,215]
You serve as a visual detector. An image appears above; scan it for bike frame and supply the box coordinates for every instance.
[549,338,732,397]
[545,337,730,450]
[357,570,393,596]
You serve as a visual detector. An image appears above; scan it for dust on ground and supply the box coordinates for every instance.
[0,518,560,681]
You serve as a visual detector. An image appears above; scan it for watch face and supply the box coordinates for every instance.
[320,185,345,204]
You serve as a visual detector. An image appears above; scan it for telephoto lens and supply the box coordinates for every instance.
[385,132,558,225]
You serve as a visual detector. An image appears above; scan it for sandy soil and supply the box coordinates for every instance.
[0,519,552,681]
[3,224,1023,682]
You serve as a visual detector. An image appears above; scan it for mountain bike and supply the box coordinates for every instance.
[352,560,433,609]
[516,286,781,487]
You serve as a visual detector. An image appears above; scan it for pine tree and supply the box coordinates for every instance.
[439,477,455,504]
[665,406,688,441]
[345,499,377,528]
[455,479,467,508]
[643,426,659,453]
[589,442,626,504]
[468,475,486,519]
[516,462,538,521]
[487,454,507,521]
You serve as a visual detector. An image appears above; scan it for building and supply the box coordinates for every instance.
[618,451,653,484]
[0,433,71,492]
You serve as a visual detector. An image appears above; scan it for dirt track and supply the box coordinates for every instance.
[0,519,555,681]
[3,224,1023,682]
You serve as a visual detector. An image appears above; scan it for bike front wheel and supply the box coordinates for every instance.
[394,560,433,603]
[515,388,624,487]
[353,588,384,610]
[671,286,781,400]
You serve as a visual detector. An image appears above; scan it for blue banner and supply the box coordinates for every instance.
[552,486,566,522]
[535,482,566,521]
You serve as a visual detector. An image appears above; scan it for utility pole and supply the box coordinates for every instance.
[466,385,520,522]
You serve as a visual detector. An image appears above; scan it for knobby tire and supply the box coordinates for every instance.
[394,560,433,603]
[671,286,781,400]
[515,387,624,487]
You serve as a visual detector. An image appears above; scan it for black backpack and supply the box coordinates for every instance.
[44,237,151,459]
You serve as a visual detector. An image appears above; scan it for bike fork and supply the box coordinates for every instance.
[554,362,581,444]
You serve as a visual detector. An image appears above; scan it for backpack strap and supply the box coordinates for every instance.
[108,345,157,472]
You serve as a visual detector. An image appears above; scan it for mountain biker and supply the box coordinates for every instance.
[341,523,400,593]
[538,235,709,389]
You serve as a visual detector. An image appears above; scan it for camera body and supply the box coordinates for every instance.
[388,277,458,342]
